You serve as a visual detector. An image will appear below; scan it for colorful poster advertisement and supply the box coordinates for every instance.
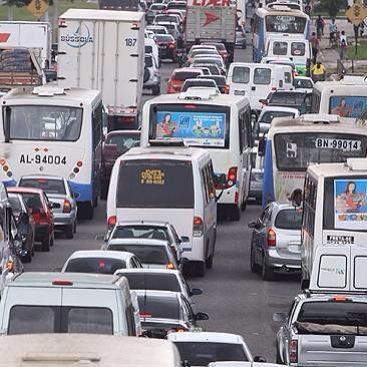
[329,96,367,118]
[334,179,367,230]
[154,111,226,148]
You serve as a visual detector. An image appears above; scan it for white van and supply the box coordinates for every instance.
[263,38,311,76]
[140,88,253,221]
[227,63,293,111]
[0,272,137,335]
[106,143,217,277]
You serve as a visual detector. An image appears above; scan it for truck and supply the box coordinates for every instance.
[185,0,237,63]
[58,9,145,130]
[0,21,52,69]
[98,0,140,11]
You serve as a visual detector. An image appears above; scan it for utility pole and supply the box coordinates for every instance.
[52,0,59,43]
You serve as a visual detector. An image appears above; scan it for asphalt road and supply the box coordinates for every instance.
[25,45,300,363]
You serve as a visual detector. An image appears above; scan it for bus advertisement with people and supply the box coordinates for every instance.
[252,7,310,62]
[262,115,367,208]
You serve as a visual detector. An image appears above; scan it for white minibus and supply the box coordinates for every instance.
[227,63,294,111]
[0,86,103,219]
[140,88,253,221]
[106,143,217,277]
[302,158,367,289]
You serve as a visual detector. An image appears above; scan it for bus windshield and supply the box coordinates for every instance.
[274,133,367,171]
[150,104,230,149]
[266,15,307,34]
[4,105,83,141]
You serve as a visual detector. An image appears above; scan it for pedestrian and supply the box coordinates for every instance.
[310,32,320,64]
[311,62,326,82]
[329,18,337,46]
[315,15,325,40]
[304,3,311,15]
[360,21,365,38]
[339,30,348,60]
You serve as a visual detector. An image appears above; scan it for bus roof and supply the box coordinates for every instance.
[313,80,367,93]
[255,6,309,17]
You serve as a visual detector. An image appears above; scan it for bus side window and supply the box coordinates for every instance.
[238,112,244,154]
[205,164,216,201]
[303,175,317,238]
[201,168,209,205]
[92,103,103,149]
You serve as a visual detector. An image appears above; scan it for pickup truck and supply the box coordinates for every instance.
[275,292,367,366]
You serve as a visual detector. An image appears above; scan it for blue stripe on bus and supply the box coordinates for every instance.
[68,181,93,202]
[3,179,16,187]
[262,139,274,208]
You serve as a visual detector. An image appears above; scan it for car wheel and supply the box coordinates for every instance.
[74,220,77,233]
[41,237,50,252]
[50,232,54,247]
[261,255,274,281]
[205,254,214,269]
[250,243,260,273]
[152,85,160,95]
[66,224,74,239]
[276,346,283,364]
[241,196,247,211]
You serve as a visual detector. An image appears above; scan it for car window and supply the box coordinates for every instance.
[232,66,250,84]
[105,134,140,153]
[295,78,313,89]
[260,111,295,124]
[173,71,201,81]
[273,41,288,55]
[284,72,292,84]
[291,42,306,56]
[138,295,180,319]
[145,45,153,54]
[254,68,271,85]
[112,225,170,241]
[145,56,153,68]
[20,193,43,209]
[64,258,127,274]
[274,209,302,230]
[8,196,23,213]
[19,178,66,195]
[122,273,181,292]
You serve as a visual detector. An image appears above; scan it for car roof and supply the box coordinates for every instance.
[260,106,300,113]
[115,268,180,276]
[67,250,135,261]
[108,238,169,246]
[8,187,44,195]
[173,67,202,73]
[268,201,301,212]
[167,332,244,344]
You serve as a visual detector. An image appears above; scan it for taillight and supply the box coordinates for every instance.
[39,212,48,224]
[63,199,71,213]
[193,216,203,237]
[289,339,298,363]
[271,86,277,91]
[168,42,175,49]
[107,215,116,228]
[166,262,175,269]
[223,84,230,94]
[226,166,238,187]
[267,228,276,247]
[32,212,41,224]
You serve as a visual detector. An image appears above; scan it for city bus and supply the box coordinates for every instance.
[302,158,367,288]
[261,114,367,207]
[252,7,310,62]
[0,86,103,220]
[140,87,253,221]
[311,80,367,122]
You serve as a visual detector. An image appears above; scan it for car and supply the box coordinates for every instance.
[154,21,181,38]
[293,76,314,93]
[188,45,217,57]
[265,91,312,114]
[187,49,220,64]
[166,68,204,93]
[197,75,229,94]
[202,42,229,64]
[18,175,77,239]
[144,54,161,95]
[137,290,209,338]
[248,146,263,204]
[191,63,221,75]
[191,57,226,75]
[61,250,143,274]
[103,238,180,270]
[153,34,176,61]
[106,221,190,264]
[7,193,35,263]
[146,3,167,23]
[8,187,54,252]
[248,202,302,280]
[167,332,260,366]
[154,14,181,26]
[145,37,160,67]
[146,25,169,35]
[235,26,247,49]
[262,57,297,73]
[114,268,203,301]
[101,130,140,199]
[181,78,218,92]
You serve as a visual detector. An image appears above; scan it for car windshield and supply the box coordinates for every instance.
[194,58,222,67]
[112,225,170,242]
[269,93,305,106]
[204,43,226,51]
[19,178,66,195]
[105,133,140,153]
[8,196,23,213]
[295,78,313,89]
[155,15,177,22]
[265,15,307,34]
[275,209,302,230]
[5,105,83,141]
[138,295,180,319]
[259,111,295,123]
[18,193,42,209]
[199,76,226,86]
[108,244,169,265]
[64,258,126,274]
[121,273,181,292]
[174,342,248,366]
[191,50,218,58]
[193,64,220,75]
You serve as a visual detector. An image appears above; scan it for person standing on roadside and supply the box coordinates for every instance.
[329,18,337,46]
[311,32,320,64]
[339,30,348,60]
[316,15,325,40]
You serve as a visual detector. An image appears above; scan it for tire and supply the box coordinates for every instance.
[276,347,283,364]
[100,181,108,200]
[143,67,150,83]
[206,254,214,269]
[50,233,54,247]
[152,85,160,95]
[41,237,50,252]
[74,220,77,234]
[230,205,241,221]
[241,196,247,211]
[66,224,74,239]
[250,244,260,273]
[261,255,274,281]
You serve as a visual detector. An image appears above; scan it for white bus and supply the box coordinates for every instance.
[262,114,367,207]
[140,88,253,221]
[311,80,367,121]
[302,158,367,289]
[0,86,103,219]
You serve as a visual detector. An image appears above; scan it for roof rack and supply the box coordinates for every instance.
[32,86,66,97]
[148,139,187,147]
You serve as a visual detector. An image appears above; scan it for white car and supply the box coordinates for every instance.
[61,250,143,274]
[144,53,160,95]
[167,332,264,366]
[146,25,169,35]
[145,37,160,67]
[293,76,314,93]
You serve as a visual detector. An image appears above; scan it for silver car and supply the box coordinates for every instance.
[248,202,302,280]
[18,175,77,239]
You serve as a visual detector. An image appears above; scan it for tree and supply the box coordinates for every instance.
[315,0,347,18]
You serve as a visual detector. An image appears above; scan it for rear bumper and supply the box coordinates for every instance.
[182,236,205,262]
[53,212,76,227]
[266,249,301,270]
[216,185,239,205]
[34,224,51,241]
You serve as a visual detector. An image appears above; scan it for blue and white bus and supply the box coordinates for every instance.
[0,86,103,219]
[252,7,310,62]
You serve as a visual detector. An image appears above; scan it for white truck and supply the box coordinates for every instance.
[58,9,145,130]
[0,21,51,69]
[185,0,237,63]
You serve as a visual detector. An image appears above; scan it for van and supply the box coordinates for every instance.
[263,38,311,76]
[0,334,181,367]
[0,272,137,336]
[227,63,293,111]
[309,245,367,293]
[106,144,217,277]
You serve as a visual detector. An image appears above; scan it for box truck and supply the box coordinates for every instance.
[58,9,145,130]
[0,21,51,69]
[185,0,237,63]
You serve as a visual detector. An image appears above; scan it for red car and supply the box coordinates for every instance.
[8,187,54,252]
[166,68,204,94]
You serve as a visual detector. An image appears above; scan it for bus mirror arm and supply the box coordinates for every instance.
[4,106,11,143]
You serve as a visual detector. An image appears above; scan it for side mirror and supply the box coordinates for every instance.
[180,236,190,243]
[195,312,209,321]
[259,98,268,106]
[258,136,266,157]
[248,220,258,229]
[273,312,287,323]
[190,288,203,296]
[254,356,267,363]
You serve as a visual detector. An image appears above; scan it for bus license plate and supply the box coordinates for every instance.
[20,154,67,165]
[315,138,361,151]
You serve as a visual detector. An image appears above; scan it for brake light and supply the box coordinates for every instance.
[289,339,298,363]
[271,86,277,91]
[172,327,187,332]
[32,212,41,224]
[139,311,152,318]
[107,215,116,227]
[63,199,71,213]
[193,216,203,237]
[226,166,238,187]
[223,84,230,94]
[166,262,175,269]
[267,228,276,247]
[52,280,73,286]
[39,212,48,225]
[331,295,349,302]
[168,42,175,49]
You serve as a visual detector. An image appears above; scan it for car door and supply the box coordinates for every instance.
[252,66,273,110]
[252,205,269,261]
[254,205,272,263]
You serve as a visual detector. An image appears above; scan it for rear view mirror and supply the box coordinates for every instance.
[273,312,287,323]
[195,312,209,321]
[190,288,203,296]
[248,220,257,229]
[258,136,266,157]
[254,356,267,363]
[180,236,190,243]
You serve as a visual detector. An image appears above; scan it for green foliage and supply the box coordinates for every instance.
[314,0,347,18]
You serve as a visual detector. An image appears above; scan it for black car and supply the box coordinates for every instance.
[153,34,176,60]
[197,75,229,93]
[266,91,312,114]
[8,193,35,263]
